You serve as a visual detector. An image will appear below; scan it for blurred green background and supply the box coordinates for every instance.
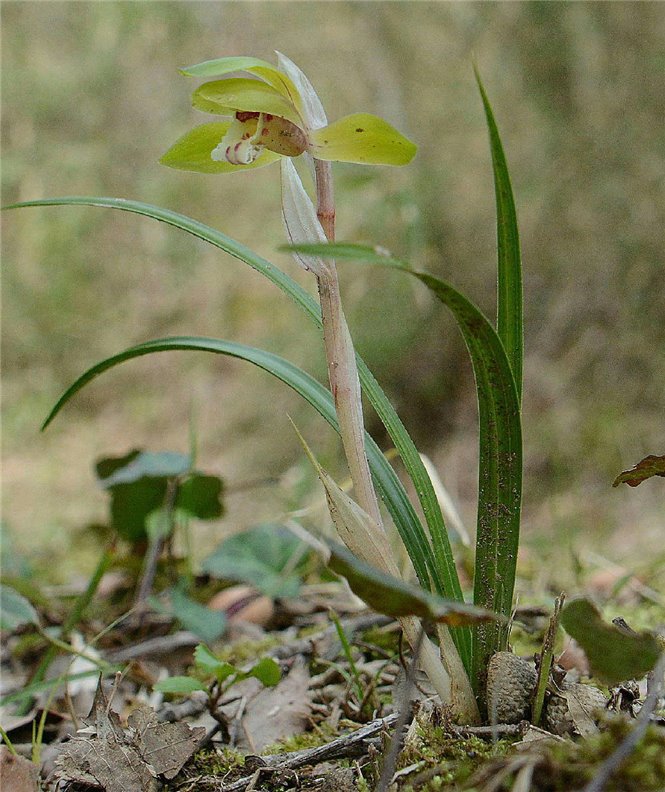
[2,2,664,585]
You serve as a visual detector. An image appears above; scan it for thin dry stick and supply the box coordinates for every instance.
[532,592,565,725]
[198,713,400,792]
[375,626,425,792]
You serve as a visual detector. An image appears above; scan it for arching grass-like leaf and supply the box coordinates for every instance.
[5,197,469,670]
[409,271,521,694]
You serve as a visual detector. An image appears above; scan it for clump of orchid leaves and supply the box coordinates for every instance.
[7,52,524,724]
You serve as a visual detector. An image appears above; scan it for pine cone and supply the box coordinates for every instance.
[486,652,537,724]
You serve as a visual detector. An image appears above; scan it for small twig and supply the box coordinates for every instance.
[107,630,200,662]
[197,713,400,791]
[376,626,424,792]
[582,652,665,792]
[532,592,565,725]
[450,722,525,737]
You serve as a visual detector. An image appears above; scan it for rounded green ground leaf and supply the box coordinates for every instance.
[561,598,662,685]
[202,523,306,598]
[193,643,223,674]
[0,584,39,631]
[98,451,190,486]
[154,676,207,695]
[249,657,281,687]
[167,588,227,644]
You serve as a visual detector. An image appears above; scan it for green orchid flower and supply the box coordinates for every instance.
[160,54,416,174]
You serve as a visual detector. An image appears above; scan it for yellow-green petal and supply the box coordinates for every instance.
[180,56,304,115]
[310,113,417,166]
[192,78,303,127]
[160,122,281,174]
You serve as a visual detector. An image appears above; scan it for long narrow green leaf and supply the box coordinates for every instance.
[283,241,522,698]
[473,68,523,403]
[377,266,521,699]
[385,269,522,700]
[41,336,433,597]
[5,197,470,669]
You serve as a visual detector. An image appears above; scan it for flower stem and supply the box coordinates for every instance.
[312,158,383,530]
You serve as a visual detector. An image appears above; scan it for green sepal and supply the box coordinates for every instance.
[180,56,303,115]
[192,78,302,127]
[311,113,416,165]
[160,123,281,174]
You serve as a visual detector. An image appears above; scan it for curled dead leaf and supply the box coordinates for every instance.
[613,454,665,487]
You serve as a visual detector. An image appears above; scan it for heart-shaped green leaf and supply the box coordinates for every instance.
[178,475,224,519]
[561,598,662,685]
[201,523,308,598]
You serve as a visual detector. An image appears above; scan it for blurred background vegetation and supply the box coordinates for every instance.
[2,2,664,589]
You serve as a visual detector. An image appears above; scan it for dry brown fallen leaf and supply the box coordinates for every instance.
[0,747,40,792]
[53,678,205,791]
[238,660,312,753]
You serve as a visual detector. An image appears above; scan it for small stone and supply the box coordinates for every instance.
[486,652,537,724]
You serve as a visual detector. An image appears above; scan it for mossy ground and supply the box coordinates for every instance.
[175,711,665,791]
[536,718,665,792]
[392,730,514,791]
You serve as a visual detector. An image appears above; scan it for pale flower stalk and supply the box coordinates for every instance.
[280,158,382,530]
